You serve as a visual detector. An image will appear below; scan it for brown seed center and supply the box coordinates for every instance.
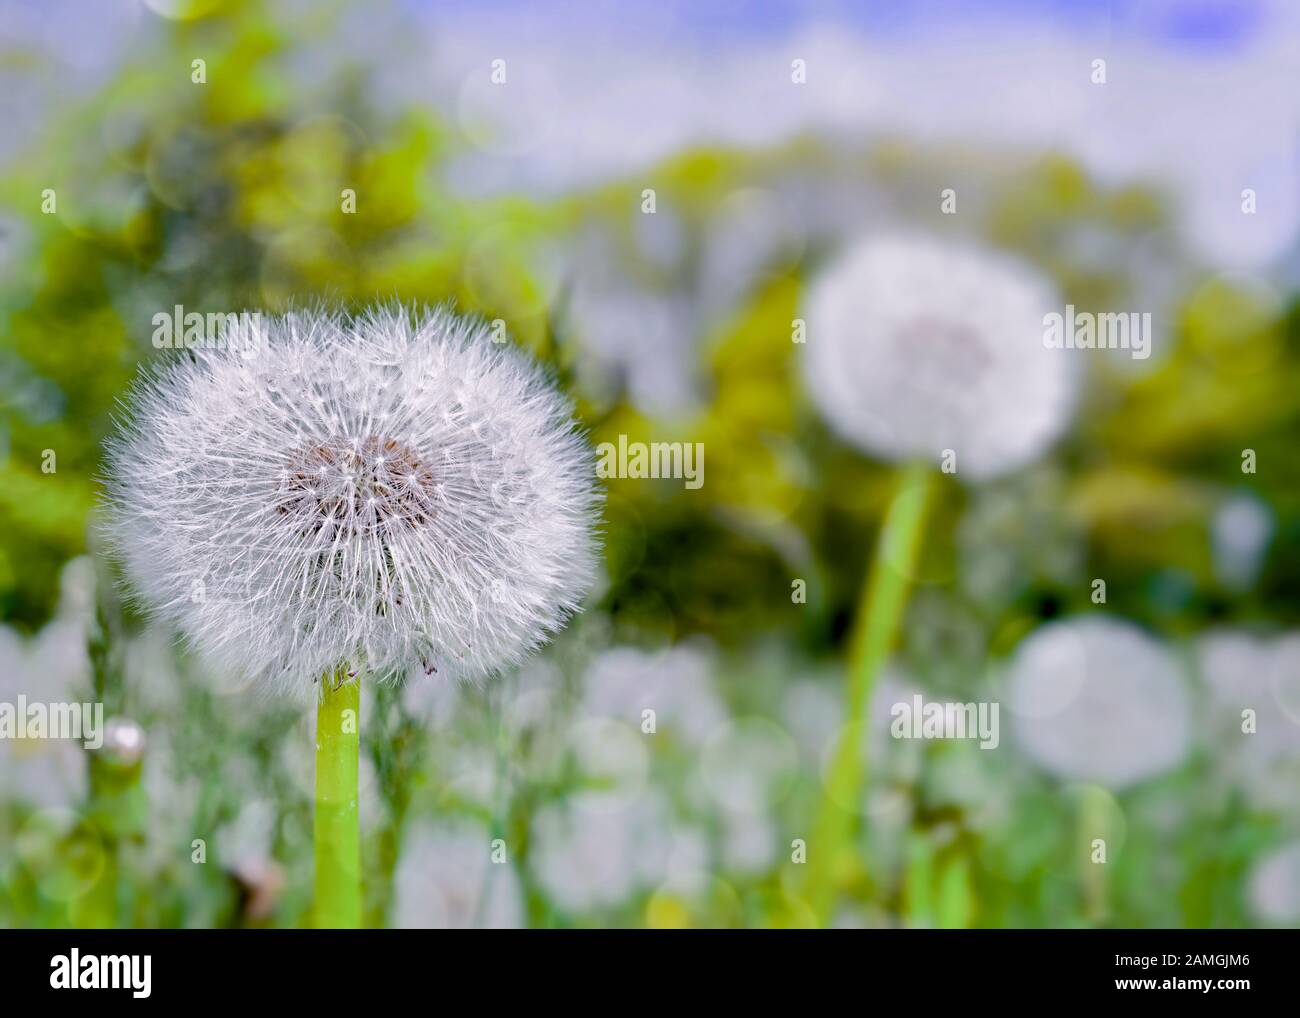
[276,435,437,535]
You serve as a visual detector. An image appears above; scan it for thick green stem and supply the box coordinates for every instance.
[314,671,360,928]
[803,460,933,925]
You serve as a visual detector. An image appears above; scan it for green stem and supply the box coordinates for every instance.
[1078,785,1109,925]
[314,670,360,928]
[803,460,934,925]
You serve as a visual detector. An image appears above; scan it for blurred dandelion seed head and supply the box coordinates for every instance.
[1006,616,1192,789]
[1198,629,1300,811]
[803,234,1078,478]
[104,305,601,701]
[1248,840,1300,925]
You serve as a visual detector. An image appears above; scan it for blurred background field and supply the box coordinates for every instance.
[1,0,1299,928]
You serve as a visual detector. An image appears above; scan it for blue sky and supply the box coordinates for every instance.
[398,0,1269,51]
[2,0,1292,268]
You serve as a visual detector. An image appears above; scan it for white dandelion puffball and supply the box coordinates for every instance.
[530,789,679,912]
[1248,840,1300,924]
[581,643,728,749]
[1005,616,1191,789]
[105,306,600,702]
[803,234,1077,479]
[1197,629,1300,810]
[393,819,524,929]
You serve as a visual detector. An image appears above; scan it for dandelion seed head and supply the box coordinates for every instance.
[1197,629,1300,811]
[103,305,601,703]
[803,234,1077,478]
[393,820,524,929]
[1006,616,1191,789]
[530,790,679,912]
[1248,840,1300,924]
